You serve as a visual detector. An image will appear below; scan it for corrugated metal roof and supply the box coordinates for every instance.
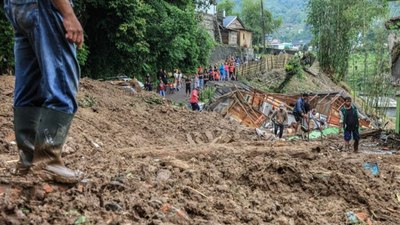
[223,16,237,28]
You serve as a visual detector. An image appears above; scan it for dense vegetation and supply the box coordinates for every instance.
[0,0,215,79]
[307,0,387,82]
[218,0,311,42]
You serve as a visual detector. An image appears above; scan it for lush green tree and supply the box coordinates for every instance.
[307,0,387,81]
[217,0,236,15]
[0,6,14,75]
[144,0,214,74]
[241,0,282,47]
[0,0,214,79]
[79,0,214,78]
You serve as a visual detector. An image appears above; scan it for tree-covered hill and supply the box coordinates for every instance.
[218,0,311,42]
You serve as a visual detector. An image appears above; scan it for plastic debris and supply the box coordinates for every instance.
[363,162,379,176]
[74,215,87,225]
[309,127,340,139]
[346,211,359,224]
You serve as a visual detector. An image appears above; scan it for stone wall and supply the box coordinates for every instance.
[200,13,216,41]
[209,45,255,66]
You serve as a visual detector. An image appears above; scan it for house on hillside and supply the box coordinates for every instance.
[221,16,252,48]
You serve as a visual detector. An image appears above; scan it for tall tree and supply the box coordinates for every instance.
[217,0,236,15]
[0,0,214,79]
[307,0,387,81]
[241,0,282,48]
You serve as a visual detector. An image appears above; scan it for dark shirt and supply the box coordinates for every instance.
[185,78,191,87]
[345,108,356,131]
[158,71,164,80]
[293,97,305,114]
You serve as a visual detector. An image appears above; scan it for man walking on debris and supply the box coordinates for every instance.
[4,0,83,183]
[271,104,288,139]
[339,97,366,152]
[293,93,309,134]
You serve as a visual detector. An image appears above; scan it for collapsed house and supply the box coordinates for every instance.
[206,82,371,129]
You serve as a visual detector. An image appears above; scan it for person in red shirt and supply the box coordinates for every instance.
[159,80,166,96]
[197,66,203,74]
[190,87,200,111]
[224,63,229,80]
[229,63,235,80]
[215,70,220,81]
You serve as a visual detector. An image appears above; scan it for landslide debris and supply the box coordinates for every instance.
[1,75,399,225]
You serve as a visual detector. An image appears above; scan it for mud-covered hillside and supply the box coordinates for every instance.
[1,75,399,225]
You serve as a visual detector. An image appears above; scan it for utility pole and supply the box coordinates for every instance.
[261,0,266,54]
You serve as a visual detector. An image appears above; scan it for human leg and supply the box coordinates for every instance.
[9,0,81,182]
[344,130,352,151]
[352,130,360,152]
[278,124,284,138]
[191,103,200,111]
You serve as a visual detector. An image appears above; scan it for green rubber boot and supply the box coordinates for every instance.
[32,108,82,184]
[13,107,42,175]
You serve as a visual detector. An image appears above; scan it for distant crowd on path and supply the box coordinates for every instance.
[135,56,242,111]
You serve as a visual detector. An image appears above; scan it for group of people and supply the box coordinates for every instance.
[270,94,364,152]
[155,69,184,96]
[4,0,367,189]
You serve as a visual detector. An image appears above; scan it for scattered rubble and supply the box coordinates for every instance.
[0,76,399,224]
[206,81,373,140]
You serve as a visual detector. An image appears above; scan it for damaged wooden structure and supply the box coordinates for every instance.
[249,90,371,128]
[206,82,371,129]
[207,89,266,128]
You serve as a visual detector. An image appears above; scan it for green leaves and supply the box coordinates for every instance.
[0,0,214,79]
[80,0,213,78]
[217,0,236,15]
[240,0,282,46]
[307,0,388,82]
[0,6,14,75]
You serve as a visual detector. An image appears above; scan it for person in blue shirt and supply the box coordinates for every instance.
[219,64,225,81]
[293,93,309,133]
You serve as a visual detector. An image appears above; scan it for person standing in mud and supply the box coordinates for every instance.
[293,93,309,134]
[4,0,83,183]
[271,104,288,139]
[339,97,366,152]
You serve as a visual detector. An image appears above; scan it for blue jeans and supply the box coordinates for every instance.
[220,70,225,80]
[199,78,204,89]
[4,0,80,114]
[344,130,360,142]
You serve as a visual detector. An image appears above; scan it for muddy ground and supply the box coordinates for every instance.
[1,75,400,225]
